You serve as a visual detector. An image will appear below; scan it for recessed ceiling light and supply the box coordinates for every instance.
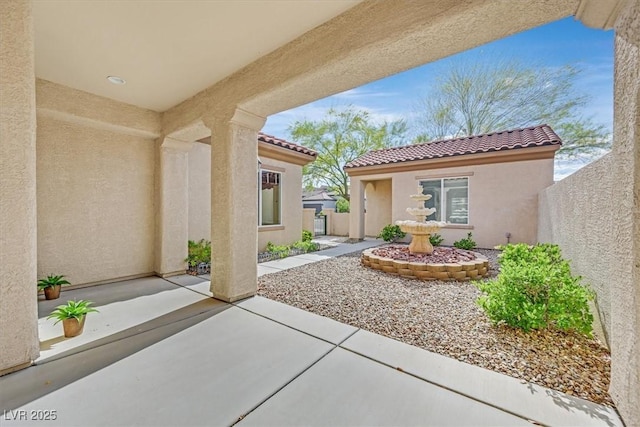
[107,76,126,85]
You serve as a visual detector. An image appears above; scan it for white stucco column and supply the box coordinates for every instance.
[154,137,193,276]
[609,1,640,425]
[0,0,40,374]
[349,178,365,240]
[206,109,265,302]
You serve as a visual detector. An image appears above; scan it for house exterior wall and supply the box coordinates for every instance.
[36,116,156,285]
[365,179,392,237]
[0,0,40,374]
[187,143,305,251]
[303,199,336,212]
[188,142,211,242]
[358,157,554,249]
[538,154,614,342]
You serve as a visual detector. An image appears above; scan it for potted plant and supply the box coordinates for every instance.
[47,300,99,337]
[37,274,71,300]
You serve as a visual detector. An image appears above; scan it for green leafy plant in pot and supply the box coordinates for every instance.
[47,300,99,338]
[37,274,71,300]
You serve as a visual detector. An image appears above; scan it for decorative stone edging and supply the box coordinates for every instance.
[361,248,489,281]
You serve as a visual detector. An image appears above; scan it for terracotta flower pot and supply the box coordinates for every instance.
[62,316,85,338]
[43,285,61,300]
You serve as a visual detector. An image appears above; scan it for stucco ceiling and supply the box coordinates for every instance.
[32,0,361,112]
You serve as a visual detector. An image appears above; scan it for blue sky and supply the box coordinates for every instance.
[262,17,614,181]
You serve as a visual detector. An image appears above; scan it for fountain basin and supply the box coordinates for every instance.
[396,220,447,254]
[396,220,445,234]
[361,245,489,281]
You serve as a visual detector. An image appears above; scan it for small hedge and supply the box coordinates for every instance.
[476,243,594,336]
[186,239,211,267]
[429,233,444,246]
[453,232,476,250]
[378,224,406,242]
[264,231,320,260]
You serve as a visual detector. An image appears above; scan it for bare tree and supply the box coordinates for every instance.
[414,57,610,157]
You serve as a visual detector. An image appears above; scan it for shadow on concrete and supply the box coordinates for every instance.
[525,381,619,427]
[544,388,620,427]
[37,276,207,318]
[1,299,229,411]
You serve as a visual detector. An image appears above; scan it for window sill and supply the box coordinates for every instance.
[259,225,285,232]
[442,224,474,230]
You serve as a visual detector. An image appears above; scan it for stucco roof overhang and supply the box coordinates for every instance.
[32,1,623,139]
[344,125,562,176]
[32,0,361,112]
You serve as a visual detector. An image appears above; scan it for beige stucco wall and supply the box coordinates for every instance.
[36,116,156,285]
[302,208,315,234]
[0,0,40,374]
[539,3,639,424]
[188,142,211,242]
[260,156,304,250]
[538,154,614,340]
[610,5,639,423]
[359,157,554,249]
[331,212,350,236]
[188,143,304,251]
[365,179,392,237]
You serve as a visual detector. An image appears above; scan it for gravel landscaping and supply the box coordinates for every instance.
[257,247,613,407]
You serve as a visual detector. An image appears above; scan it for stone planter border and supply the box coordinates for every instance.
[361,248,489,281]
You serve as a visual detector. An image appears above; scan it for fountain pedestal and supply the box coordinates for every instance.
[409,234,432,254]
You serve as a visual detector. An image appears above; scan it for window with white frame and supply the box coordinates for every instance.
[420,177,469,225]
[260,170,281,226]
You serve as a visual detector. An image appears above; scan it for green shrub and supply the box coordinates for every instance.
[292,240,319,253]
[453,232,476,250]
[378,224,406,242]
[476,243,594,336]
[302,230,314,242]
[185,239,211,267]
[429,233,444,246]
[266,241,290,259]
[336,197,350,213]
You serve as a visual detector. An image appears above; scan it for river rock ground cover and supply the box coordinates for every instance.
[257,248,612,406]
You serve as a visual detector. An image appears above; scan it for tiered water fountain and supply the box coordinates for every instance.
[395,185,447,254]
[360,185,489,281]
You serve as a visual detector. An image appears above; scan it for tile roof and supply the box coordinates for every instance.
[258,133,317,158]
[302,192,337,201]
[344,125,561,169]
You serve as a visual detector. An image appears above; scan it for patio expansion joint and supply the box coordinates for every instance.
[230,327,360,426]
[161,276,213,298]
[337,343,537,426]
[232,301,361,347]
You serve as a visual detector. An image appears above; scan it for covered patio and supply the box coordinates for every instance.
[1,0,638,425]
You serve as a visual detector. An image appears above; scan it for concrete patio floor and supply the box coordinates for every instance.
[0,239,623,426]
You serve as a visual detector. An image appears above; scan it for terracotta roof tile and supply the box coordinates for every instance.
[344,125,561,169]
[258,132,317,157]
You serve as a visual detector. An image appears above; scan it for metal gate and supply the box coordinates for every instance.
[313,215,326,236]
